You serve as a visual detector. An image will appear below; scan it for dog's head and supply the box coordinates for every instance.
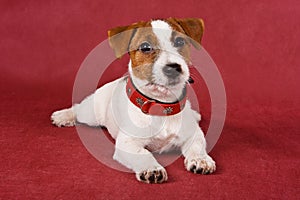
[108,18,204,102]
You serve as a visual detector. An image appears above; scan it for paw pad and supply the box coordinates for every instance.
[137,168,168,184]
[185,156,216,175]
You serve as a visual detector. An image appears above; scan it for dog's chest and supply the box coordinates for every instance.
[144,116,183,152]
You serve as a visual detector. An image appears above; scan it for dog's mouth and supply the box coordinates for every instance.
[145,82,172,95]
[144,78,183,96]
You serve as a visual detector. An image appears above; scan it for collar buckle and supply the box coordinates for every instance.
[140,100,156,114]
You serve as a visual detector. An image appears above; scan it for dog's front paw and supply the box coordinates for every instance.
[136,168,168,184]
[51,108,76,127]
[185,155,216,175]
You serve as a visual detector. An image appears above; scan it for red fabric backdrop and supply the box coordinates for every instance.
[1,0,299,199]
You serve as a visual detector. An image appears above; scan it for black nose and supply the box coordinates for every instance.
[162,63,182,78]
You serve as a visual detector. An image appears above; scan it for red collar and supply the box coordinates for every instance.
[126,77,187,116]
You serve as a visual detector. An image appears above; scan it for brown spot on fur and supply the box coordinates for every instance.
[171,31,192,64]
[166,17,204,49]
[108,21,150,58]
[130,50,157,81]
[163,18,205,64]
[128,27,160,81]
[162,19,193,64]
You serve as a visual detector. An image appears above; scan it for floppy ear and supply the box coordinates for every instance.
[173,18,204,49]
[108,21,146,58]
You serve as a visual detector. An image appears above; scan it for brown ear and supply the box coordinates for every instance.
[172,18,204,49]
[108,21,147,58]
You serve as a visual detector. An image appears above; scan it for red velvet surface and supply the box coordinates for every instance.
[1,0,299,199]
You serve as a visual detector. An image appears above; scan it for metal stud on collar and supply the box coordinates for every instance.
[163,107,173,115]
[136,97,144,106]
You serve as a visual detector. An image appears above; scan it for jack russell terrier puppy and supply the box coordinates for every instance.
[51,17,216,184]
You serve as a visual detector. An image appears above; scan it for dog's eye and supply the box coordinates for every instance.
[174,37,185,47]
[139,42,153,53]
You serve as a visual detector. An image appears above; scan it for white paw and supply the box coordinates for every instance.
[51,108,76,127]
[185,155,216,174]
[136,167,168,184]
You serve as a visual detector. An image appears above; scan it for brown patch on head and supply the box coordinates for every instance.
[157,18,191,64]
[161,17,205,64]
[128,27,160,81]
[170,28,193,64]
[108,21,149,58]
[129,50,157,81]
[108,21,160,81]
[165,18,205,49]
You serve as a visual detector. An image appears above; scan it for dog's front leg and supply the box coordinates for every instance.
[181,127,216,174]
[113,132,168,184]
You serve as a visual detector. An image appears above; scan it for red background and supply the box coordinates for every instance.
[1,0,299,199]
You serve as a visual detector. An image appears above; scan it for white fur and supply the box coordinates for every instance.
[51,20,215,183]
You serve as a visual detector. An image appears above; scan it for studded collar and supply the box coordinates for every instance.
[126,77,187,116]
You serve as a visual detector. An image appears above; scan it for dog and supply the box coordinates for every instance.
[51,17,216,184]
